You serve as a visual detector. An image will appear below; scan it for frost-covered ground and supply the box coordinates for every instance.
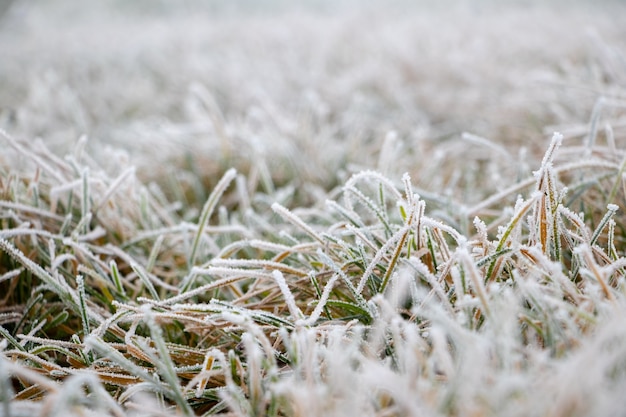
[1,1,626,416]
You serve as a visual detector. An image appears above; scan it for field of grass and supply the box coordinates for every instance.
[1,1,626,416]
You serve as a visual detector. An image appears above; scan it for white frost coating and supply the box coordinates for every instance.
[2,3,626,416]
[272,270,303,321]
[188,167,237,268]
[303,272,342,326]
[357,224,411,294]
[272,202,325,244]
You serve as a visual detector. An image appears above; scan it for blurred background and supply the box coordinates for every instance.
[1,0,625,208]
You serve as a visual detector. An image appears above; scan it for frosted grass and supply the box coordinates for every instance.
[1,1,626,416]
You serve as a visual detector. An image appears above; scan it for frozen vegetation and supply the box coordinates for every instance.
[1,1,626,416]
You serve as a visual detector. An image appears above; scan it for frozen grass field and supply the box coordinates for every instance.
[1,1,626,416]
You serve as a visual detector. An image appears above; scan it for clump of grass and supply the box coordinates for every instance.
[2,107,626,415]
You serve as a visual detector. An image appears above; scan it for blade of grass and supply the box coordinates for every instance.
[188,168,237,270]
[140,305,194,416]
